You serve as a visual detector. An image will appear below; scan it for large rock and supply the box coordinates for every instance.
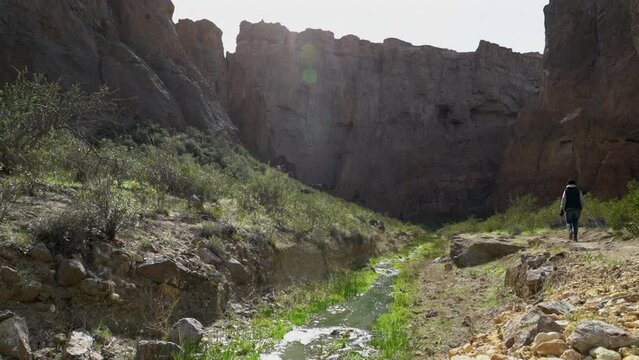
[0,0,232,131]
[57,259,86,287]
[63,331,93,360]
[225,258,250,285]
[0,311,31,360]
[29,244,53,263]
[493,0,639,208]
[505,252,558,298]
[227,21,542,222]
[502,308,565,349]
[568,320,639,354]
[449,236,526,267]
[0,266,20,285]
[136,257,207,290]
[169,318,204,345]
[135,340,183,360]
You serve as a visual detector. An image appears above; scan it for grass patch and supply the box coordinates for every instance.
[176,267,379,359]
[440,183,639,238]
[370,236,444,359]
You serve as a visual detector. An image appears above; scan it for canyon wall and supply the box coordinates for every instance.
[3,0,637,221]
[227,21,542,220]
[0,0,231,131]
[492,0,639,207]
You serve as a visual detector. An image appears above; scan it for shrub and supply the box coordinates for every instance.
[607,181,639,235]
[0,72,110,175]
[32,211,90,256]
[76,178,140,241]
[136,145,222,207]
[239,168,292,214]
[198,222,221,239]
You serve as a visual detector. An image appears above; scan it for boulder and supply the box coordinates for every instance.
[197,248,222,266]
[29,244,53,263]
[561,349,583,360]
[18,281,42,303]
[534,339,571,357]
[79,279,114,297]
[450,236,526,267]
[589,347,621,360]
[135,340,183,360]
[169,318,204,345]
[136,257,205,290]
[536,301,575,316]
[57,260,86,287]
[505,252,558,298]
[0,266,20,285]
[225,258,250,285]
[502,308,565,349]
[0,311,31,360]
[63,331,93,360]
[568,321,639,354]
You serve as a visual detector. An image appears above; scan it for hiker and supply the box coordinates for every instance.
[559,179,586,241]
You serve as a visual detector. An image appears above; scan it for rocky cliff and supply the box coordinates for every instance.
[227,21,542,220]
[493,0,639,207]
[0,0,231,131]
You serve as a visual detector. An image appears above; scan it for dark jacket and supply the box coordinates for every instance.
[560,184,586,210]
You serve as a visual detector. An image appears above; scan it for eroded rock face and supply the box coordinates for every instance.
[227,21,542,221]
[0,0,232,131]
[493,0,639,207]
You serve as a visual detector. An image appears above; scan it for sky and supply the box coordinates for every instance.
[172,0,549,54]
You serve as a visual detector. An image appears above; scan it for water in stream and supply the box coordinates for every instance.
[260,261,400,360]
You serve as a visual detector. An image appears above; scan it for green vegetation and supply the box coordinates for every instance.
[440,186,639,238]
[370,235,446,359]
[0,73,411,252]
[175,268,379,359]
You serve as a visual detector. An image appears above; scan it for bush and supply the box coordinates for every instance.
[0,72,110,175]
[76,178,140,241]
[607,181,639,235]
[239,168,292,214]
[135,145,223,208]
[32,211,90,256]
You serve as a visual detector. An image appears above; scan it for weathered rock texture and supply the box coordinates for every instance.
[0,0,231,131]
[493,0,639,207]
[227,21,542,220]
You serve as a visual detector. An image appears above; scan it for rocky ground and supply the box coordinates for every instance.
[0,191,412,360]
[417,229,639,360]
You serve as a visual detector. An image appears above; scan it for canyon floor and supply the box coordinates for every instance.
[410,229,639,360]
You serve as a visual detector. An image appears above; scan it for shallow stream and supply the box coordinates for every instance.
[260,261,400,360]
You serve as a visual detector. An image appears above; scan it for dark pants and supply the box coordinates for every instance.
[565,208,581,240]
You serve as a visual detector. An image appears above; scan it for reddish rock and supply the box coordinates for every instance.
[227,21,542,221]
[493,0,639,207]
[0,0,231,131]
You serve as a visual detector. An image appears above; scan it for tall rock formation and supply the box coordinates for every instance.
[493,0,639,207]
[0,0,231,131]
[227,21,542,220]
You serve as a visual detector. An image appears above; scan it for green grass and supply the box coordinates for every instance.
[440,184,639,238]
[174,267,379,359]
[370,235,445,359]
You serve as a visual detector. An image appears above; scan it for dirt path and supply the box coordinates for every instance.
[411,229,639,359]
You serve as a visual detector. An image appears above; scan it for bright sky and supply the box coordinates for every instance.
[172,0,549,54]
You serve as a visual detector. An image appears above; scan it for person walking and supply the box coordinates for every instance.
[559,179,586,241]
